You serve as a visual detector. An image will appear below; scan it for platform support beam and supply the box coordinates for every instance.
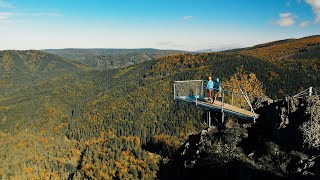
[208,110,211,127]
[221,87,225,123]
[206,110,212,127]
[222,112,225,124]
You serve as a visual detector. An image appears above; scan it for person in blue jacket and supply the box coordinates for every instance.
[207,76,214,100]
[214,77,221,101]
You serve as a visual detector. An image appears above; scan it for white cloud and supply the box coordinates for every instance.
[17,13,63,17]
[0,12,12,20]
[280,13,293,18]
[0,11,62,30]
[183,16,192,20]
[0,12,13,30]
[276,13,296,27]
[0,12,62,22]
[0,0,14,8]
[300,20,310,27]
[305,0,320,23]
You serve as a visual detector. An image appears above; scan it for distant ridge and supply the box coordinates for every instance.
[225,35,320,60]
[43,48,185,70]
[196,47,237,53]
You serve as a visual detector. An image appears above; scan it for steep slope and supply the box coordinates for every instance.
[230,35,320,61]
[0,50,94,135]
[0,50,85,93]
[43,48,185,70]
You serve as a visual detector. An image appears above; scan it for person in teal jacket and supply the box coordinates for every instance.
[214,77,221,101]
[207,76,214,100]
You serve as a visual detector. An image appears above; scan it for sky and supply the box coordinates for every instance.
[0,0,319,51]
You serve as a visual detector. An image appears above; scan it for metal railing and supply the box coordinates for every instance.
[293,87,317,98]
[173,80,258,122]
[173,80,204,106]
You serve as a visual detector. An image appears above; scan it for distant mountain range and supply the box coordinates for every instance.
[43,48,185,70]
[196,46,242,52]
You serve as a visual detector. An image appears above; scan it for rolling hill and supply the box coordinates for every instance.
[0,50,86,94]
[43,48,185,70]
[228,35,320,61]
[0,35,319,179]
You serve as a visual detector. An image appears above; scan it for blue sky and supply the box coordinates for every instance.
[0,0,319,51]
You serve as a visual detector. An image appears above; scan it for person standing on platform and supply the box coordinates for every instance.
[214,77,221,102]
[207,76,214,102]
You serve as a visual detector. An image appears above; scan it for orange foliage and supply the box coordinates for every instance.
[84,132,105,145]
[120,136,140,144]
[114,161,120,168]
[87,113,98,122]
[120,167,128,174]
[122,151,129,157]
[41,138,49,144]
[47,107,59,119]
[267,71,280,81]
[41,128,46,133]
[81,164,92,171]
[23,167,33,174]
[238,35,320,61]
[107,130,115,137]
[151,53,207,75]
[17,140,28,147]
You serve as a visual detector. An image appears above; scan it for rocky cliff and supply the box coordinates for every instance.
[160,95,320,180]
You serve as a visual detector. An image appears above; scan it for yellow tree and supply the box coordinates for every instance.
[224,66,265,108]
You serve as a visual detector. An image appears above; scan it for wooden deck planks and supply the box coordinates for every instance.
[175,96,257,119]
[210,100,256,117]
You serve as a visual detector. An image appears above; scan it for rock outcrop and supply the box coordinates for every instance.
[159,95,320,179]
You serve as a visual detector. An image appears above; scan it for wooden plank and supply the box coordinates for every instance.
[212,101,255,117]
[175,96,257,118]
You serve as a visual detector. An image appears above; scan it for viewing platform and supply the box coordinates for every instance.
[175,96,257,120]
[173,80,258,125]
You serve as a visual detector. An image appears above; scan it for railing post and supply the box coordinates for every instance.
[221,88,225,123]
[195,87,198,106]
[201,80,204,98]
[174,82,176,100]
[240,87,256,122]
[231,86,234,105]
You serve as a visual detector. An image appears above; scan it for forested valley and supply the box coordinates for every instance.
[0,35,319,179]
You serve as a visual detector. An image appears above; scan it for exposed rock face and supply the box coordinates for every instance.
[160,95,320,180]
[250,95,320,152]
[299,96,320,150]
